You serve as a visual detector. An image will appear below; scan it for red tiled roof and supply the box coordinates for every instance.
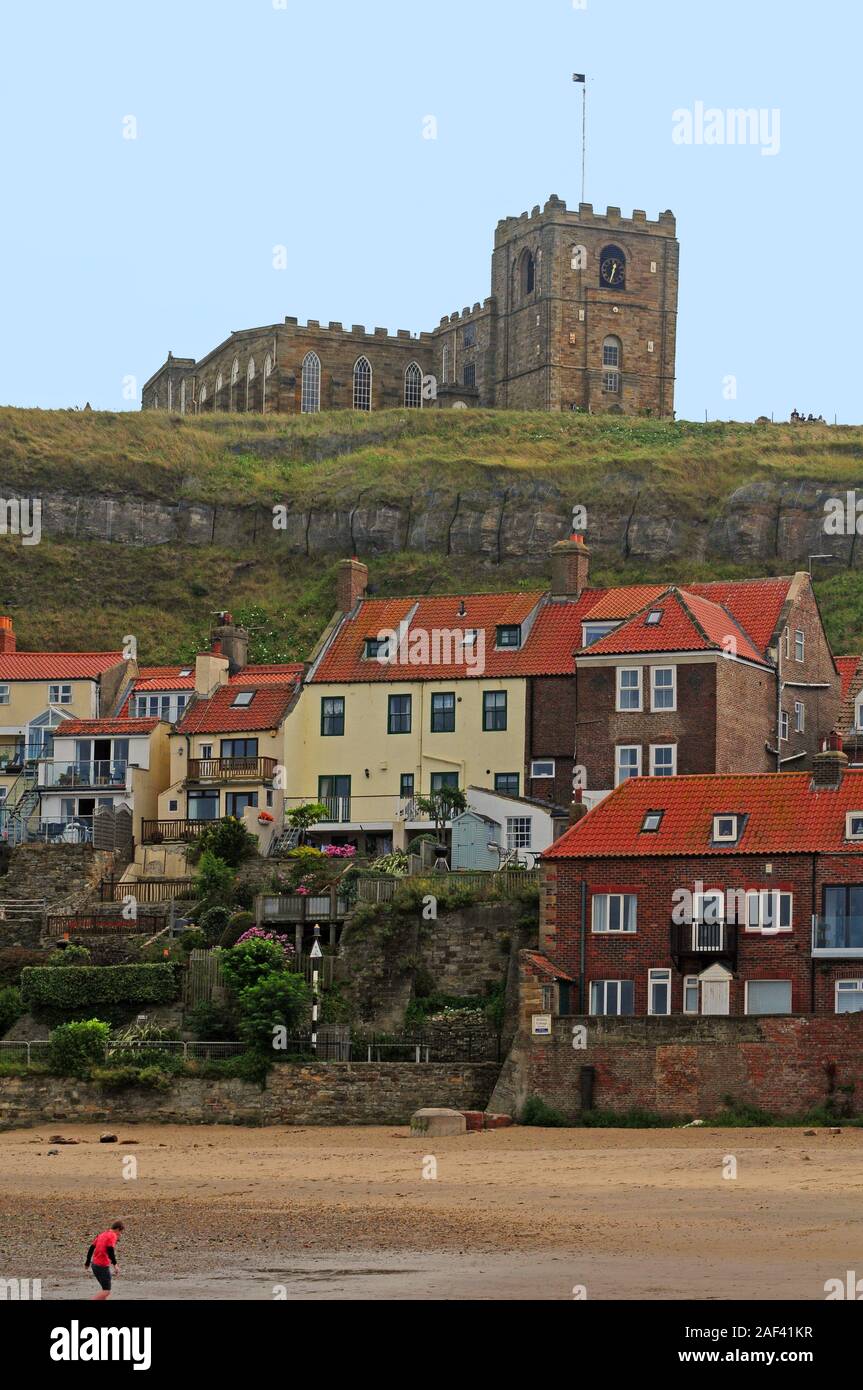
[59,718,161,736]
[309,577,794,684]
[523,950,576,983]
[229,664,305,684]
[311,593,549,681]
[577,588,768,666]
[0,652,124,681]
[544,770,863,860]
[177,679,299,734]
[836,655,861,701]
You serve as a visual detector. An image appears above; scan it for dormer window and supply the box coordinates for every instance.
[364,637,389,660]
[855,693,863,732]
[496,625,521,650]
[645,610,663,625]
[845,813,863,841]
[641,810,664,833]
[582,621,619,647]
[713,814,741,844]
[231,691,255,708]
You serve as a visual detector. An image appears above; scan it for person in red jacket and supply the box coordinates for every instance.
[85,1221,124,1300]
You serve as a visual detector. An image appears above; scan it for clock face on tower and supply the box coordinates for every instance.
[599,246,626,289]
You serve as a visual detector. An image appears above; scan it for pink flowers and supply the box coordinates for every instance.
[236,926,296,958]
[322,843,356,858]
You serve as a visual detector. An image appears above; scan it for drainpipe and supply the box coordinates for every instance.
[811,851,818,1014]
[579,878,587,1012]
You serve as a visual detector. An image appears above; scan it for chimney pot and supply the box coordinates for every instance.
[0,617,16,655]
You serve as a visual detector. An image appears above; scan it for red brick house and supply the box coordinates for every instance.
[525,535,841,809]
[540,748,863,1019]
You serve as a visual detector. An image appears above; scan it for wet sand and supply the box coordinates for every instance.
[1,1124,861,1300]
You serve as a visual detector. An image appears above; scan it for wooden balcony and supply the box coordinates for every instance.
[187,756,277,782]
[141,818,205,844]
[670,920,738,970]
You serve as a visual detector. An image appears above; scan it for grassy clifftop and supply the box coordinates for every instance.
[1,407,862,661]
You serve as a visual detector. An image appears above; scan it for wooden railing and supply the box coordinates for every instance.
[141,819,202,844]
[99,877,196,903]
[256,889,350,923]
[46,913,164,937]
[187,756,277,782]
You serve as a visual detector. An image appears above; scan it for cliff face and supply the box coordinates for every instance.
[21,475,863,570]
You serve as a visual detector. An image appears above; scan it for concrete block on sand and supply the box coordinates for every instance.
[411,1108,467,1136]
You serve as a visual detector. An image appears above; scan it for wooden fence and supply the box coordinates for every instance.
[183,949,225,1007]
[99,877,196,904]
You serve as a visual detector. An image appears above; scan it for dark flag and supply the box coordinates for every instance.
[572,73,585,83]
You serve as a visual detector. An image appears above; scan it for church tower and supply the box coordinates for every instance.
[489,194,679,417]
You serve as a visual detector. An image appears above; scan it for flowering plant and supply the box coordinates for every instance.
[258,811,274,823]
[236,926,296,959]
[322,844,356,858]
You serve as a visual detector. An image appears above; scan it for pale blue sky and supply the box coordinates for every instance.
[1,0,859,422]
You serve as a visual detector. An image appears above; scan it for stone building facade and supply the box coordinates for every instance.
[142,195,679,419]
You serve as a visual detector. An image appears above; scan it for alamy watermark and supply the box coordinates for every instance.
[0,498,41,546]
[672,102,781,157]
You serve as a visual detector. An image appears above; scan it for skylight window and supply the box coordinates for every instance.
[179,668,193,677]
[641,810,664,833]
[231,691,255,708]
[645,610,663,625]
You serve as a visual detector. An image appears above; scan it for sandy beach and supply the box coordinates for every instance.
[1,1123,861,1300]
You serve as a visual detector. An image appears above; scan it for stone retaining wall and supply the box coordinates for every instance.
[0,1063,500,1129]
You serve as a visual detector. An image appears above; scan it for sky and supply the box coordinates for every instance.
[1,0,860,423]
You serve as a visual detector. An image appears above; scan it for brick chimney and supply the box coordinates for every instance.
[811,746,848,790]
[550,534,590,600]
[337,558,369,613]
[0,617,16,654]
[210,612,249,673]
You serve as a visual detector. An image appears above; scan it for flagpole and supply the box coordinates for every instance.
[573,74,587,203]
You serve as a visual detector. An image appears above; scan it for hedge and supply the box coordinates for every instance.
[20,964,178,1012]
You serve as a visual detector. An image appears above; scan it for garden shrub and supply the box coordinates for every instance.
[236,971,309,1053]
[221,938,289,993]
[186,999,240,1041]
[178,928,206,953]
[219,910,255,949]
[92,1064,174,1092]
[48,1019,110,1076]
[197,905,231,946]
[194,851,236,909]
[0,985,24,1036]
[519,1096,572,1128]
[21,964,177,1014]
[46,944,92,967]
[187,817,257,868]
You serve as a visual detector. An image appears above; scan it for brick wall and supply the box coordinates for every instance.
[541,849,863,1017]
[0,1064,500,1130]
[490,1007,863,1119]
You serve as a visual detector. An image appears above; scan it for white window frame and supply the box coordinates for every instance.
[615,744,642,785]
[582,621,620,647]
[617,667,642,711]
[49,684,72,705]
[649,743,676,776]
[353,356,372,412]
[231,691,255,708]
[780,709,790,741]
[404,361,423,410]
[506,816,532,851]
[591,892,637,935]
[648,968,672,1016]
[794,629,805,662]
[845,812,863,841]
[589,979,635,1017]
[0,684,9,705]
[745,889,792,933]
[744,979,793,1016]
[836,980,863,1013]
[794,700,805,733]
[530,759,555,779]
[683,975,700,1015]
[301,351,321,414]
[712,814,739,843]
[651,666,676,711]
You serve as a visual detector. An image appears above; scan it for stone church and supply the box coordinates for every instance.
[143,195,679,419]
